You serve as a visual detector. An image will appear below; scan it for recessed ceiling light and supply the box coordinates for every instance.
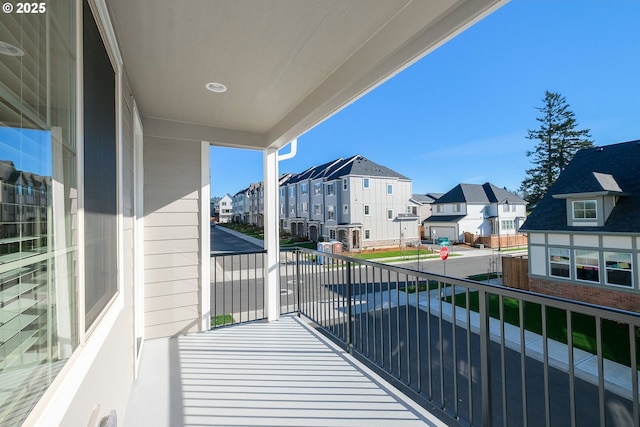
[205,82,227,93]
[0,41,25,57]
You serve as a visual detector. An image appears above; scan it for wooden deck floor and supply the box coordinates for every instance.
[124,314,449,426]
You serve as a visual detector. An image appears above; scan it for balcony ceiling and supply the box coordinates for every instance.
[106,0,506,149]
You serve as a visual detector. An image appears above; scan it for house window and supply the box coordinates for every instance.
[0,0,79,412]
[363,178,369,189]
[326,183,335,196]
[314,204,321,215]
[387,209,393,220]
[328,205,335,220]
[412,206,417,215]
[605,252,633,287]
[290,206,295,215]
[343,205,348,214]
[549,248,570,278]
[511,204,517,212]
[364,205,370,216]
[342,178,348,191]
[314,182,322,194]
[452,203,460,213]
[437,205,444,213]
[501,220,514,230]
[572,200,597,219]
[364,229,371,240]
[300,183,308,194]
[280,205,285,215]
[283,221,288,228]
[301,202,308,212]
[575,249,600,283]
[280,187,285,197]
[387,184,393,195]
[289,187,295,197]
[329,229,336,240]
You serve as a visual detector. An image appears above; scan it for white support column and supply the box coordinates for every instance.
[200,141,211,331]
[263,148,280,321]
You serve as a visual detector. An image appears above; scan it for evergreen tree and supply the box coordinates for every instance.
[520,91,593,208]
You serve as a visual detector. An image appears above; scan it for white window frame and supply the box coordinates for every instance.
[452,203,460,213]
[501,219,514,230]
[328,205,335,220]
[363,178,369,189]
[364,205,370,216]
[326,183,335,196]
[364,229,371,240]
[549,247,571,278]
[387,184,393,195]
[575,249,600,283]
[301,202,308,212]
[387,209,393,220]
[572,200,597,220]
[329,229,336,240]
[313,182,322,195]
[343,204,348,214]
[342,178,348,191]
[604,251,634,288]
[437,205,444,213]
[314,204,321,215]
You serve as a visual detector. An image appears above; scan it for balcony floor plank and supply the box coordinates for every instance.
[124,314,450,426]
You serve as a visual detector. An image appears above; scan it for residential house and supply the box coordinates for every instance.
[232,187,249,223]
[520,140,640,312]
[0,1,509,425]
[410,193,442,238]
[423,182,527,247]
[217,194,233,223]
[281,155,419,251]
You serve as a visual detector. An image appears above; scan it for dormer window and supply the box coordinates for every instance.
[572,200,597,220]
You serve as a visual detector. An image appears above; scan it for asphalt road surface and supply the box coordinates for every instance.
[210,224,263,253]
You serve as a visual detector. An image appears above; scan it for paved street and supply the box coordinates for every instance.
[210,224,263,253]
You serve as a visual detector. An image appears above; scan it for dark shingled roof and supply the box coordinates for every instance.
[520,140,640,233]
[326,155,409,180]
[412,193,442,203]
[423,215,466,223]
[435,183,525,204]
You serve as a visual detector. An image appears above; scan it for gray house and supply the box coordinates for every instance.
[281,155,419,251]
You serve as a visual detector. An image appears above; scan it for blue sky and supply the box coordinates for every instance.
[211,0,640,198]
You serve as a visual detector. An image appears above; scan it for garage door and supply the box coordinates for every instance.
[430,226,457,243]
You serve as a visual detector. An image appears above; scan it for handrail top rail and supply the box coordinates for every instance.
[293,247,640,325]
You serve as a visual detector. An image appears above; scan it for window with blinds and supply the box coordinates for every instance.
[0,1,78,425]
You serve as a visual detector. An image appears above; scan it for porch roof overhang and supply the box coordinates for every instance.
[106,0,508,149]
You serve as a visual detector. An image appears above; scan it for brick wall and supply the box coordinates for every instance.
[529,277,640,313]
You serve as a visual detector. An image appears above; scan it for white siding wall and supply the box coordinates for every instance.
[143,136,202,339]
[351,177,416,244]
[458,203,486,238]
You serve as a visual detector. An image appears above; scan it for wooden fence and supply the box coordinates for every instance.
[502,255,529,290]
[463,232,527,249]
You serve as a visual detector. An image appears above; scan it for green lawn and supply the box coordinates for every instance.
[447,291,640,369]
[352,248,443,260]
[211,313,234,327]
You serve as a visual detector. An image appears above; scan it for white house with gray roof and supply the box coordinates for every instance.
[424,183,526,245]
